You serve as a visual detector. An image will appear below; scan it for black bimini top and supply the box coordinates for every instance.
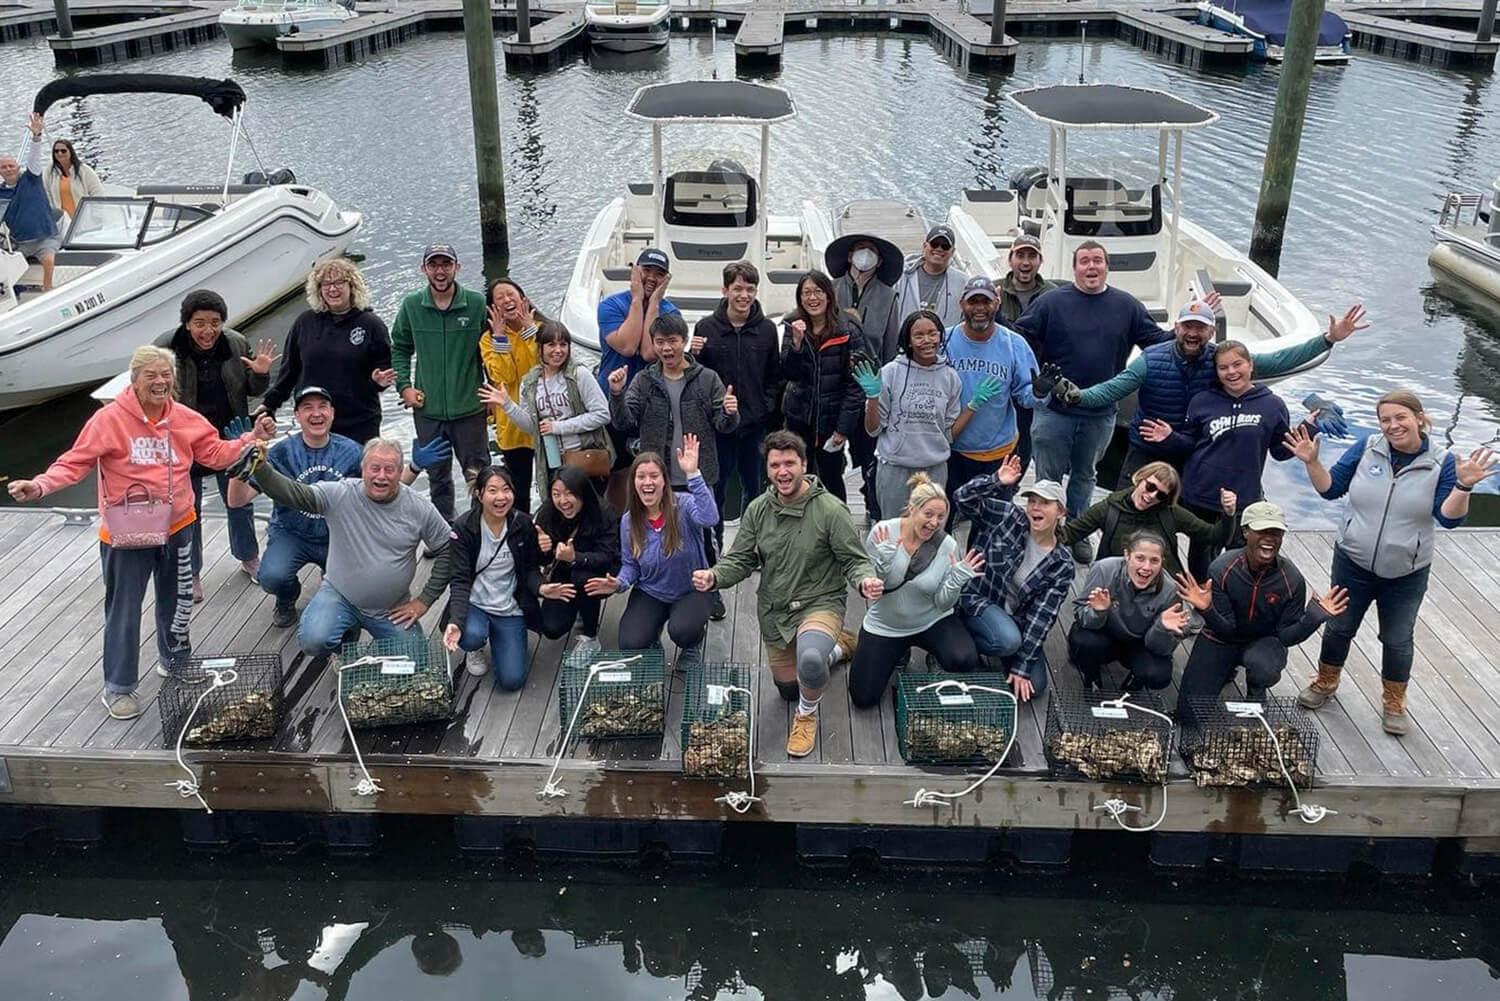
[626,81,796,125]
[1008,84,1219,130]
[33,74,247,119]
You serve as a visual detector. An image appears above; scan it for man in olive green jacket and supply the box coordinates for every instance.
[694,430,882,758]
[390,243,489,521]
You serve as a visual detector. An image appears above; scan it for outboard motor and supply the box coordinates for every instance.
[243,167,297,186]
[1009,165,1048,196]
[706,157,750,178]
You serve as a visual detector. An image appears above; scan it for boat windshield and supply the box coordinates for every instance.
[232,0,344,9]
[663,168,756,229]
[1045,153,1165,238]
[64,197,213,251]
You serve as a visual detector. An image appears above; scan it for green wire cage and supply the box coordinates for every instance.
[335,633,454,729]
[680,661,753,779]
[557,647,667,741]
[894,673,1017,766]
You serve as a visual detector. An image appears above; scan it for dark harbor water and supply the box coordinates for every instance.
[1,819,1498,1001]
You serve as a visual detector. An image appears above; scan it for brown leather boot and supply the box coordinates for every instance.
[1297,662,1343,709]
[1381,680,1410,736]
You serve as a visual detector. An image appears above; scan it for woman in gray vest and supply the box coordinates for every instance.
[1287,390,1497,734]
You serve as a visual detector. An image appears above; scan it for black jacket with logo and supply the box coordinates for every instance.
[262,307,392,436]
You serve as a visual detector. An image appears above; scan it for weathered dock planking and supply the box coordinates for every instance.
[1,491,1500,870]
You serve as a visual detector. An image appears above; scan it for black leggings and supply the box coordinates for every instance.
[1067,624,1173,691]
[617,588,710,651]
[1175,634,1287,724]
[540,595,602,640]
[848,617,980,709]
[501,447,534,514]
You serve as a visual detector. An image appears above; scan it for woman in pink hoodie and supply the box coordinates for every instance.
[8,345,270,720]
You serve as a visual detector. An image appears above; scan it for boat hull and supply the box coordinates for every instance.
[1429,238,1500,302]
[219,9,356,49]
[0,187,361,410]
[587,26,670,52]
[584,5,671,52]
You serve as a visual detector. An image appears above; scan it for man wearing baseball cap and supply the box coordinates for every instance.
[997,233,1064,326]
[597,247,681,472]
[1173,500,1348,725]
[888,224,968,353]
[390,243,490,522]
[1052,297,1367,485]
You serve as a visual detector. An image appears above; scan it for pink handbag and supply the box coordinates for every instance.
[100,457,174,549]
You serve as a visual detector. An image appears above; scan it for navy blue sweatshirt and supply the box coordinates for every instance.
[1013,284,1170,417]
[1161,383,1296,511]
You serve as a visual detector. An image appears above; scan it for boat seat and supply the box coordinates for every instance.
[766,269,803,284]
[616,0,637,12]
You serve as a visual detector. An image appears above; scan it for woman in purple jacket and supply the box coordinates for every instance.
[586,436,719,667]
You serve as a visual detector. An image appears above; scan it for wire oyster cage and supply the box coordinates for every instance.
[158,652,284,749]
[335,634,454,729]
[558,647,667,741]
[1044,689,1175,785]
[894,673,1017,766]
[680,661,753,779]
[1179,695,1319,789]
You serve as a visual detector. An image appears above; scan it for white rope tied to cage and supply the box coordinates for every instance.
[334,655,405,798]
[710,684,760,814]
[539,655,643,800]
[165,666,240,813]
[904,679,1019,809]
[1089,694,1173,834]
[1233,705,1335,824]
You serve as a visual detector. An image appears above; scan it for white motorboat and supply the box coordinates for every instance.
[1429,177,1500,300]
[584,0,671,53]
[219,0,357,50]
[560,80,833,352]
[0,74,362,410]
[946,83,1323,373]
[1195,0,1351,63]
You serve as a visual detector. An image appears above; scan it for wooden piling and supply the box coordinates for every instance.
[462,0,510,267]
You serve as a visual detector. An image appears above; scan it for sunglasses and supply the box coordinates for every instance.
[1140,481,1168,499]
[929,240,953,251]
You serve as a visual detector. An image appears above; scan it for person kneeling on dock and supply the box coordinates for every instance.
[241,438,454,655]
[534,466,620,657]
[693,431,882,758]
[587,442,718,671]
[848,473,983,710]
[442,467,546,690]
[1173,501,1348,725]
[1067,530,1198,693]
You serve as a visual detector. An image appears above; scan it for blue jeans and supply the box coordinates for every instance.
[191,471,259,574]
[1319,545,1430,683]
[963,604,1049,694]
[257,529,328,605]
[298,580,421,656]
[99,527,194,694]
[458,606,531,691]
[1031,407,1116,517]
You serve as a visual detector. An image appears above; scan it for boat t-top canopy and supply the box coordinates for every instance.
[626,81,796,126]
[32,74,247,120]
[1007,83,1219,132]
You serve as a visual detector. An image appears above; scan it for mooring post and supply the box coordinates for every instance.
[53,0,73,38]
[990,0,1007,46]
[1248,0,1325,276]
[517,0,532,44]
[1479,0,1496,43]
[462,0,510,268]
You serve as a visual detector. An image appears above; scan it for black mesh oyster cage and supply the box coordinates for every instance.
[158,652,284,748]
[1044,690,1176,785]
[680,661,753,779]
[894,674,1017,766]
[558,647,667,741]
[1180,695,1319,789]
[335,634,454,729]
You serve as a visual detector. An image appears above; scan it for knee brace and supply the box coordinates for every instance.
[795,631,836,691]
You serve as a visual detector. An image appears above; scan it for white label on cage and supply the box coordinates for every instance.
[707,684,729,705]
[1091,706,1128,719]
[1225,701,1264,715]
[200,657,236,670]
[937,693,974,706]
[597,670,632,683]
[380,658,416,675]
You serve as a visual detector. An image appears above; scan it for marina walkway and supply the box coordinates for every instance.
[1,490,1498,863]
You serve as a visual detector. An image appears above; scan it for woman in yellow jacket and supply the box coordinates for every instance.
[479,278,542,512]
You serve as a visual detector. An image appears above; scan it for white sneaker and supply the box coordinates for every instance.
[572,635,602,657]
[465,650,489,677]
[101,691,141,720]
[155,663,170,679]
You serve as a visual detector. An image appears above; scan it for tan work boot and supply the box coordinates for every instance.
[1297,662,1343,709]
[787,711,818,757]
[834,629,858,667]
[1381,680,1410,736]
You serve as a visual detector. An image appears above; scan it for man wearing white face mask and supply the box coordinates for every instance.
[829,233,901,362]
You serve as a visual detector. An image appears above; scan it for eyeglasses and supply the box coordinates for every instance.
[187,319,223,331]
[320,279,350,290]
[801,289,827,299]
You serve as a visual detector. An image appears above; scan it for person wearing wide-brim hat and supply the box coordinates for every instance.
[827,232,902,362]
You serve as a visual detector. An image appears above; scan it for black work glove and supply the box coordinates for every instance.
[1031,362,1064,398]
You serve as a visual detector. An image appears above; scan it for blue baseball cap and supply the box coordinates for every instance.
[636,247,670,271]
[422,243,458,264]
[1177,299,1216,326]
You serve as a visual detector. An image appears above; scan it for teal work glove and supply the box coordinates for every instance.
[221,416,253,440]
[967,375,1005,411]
[852,361,883,400]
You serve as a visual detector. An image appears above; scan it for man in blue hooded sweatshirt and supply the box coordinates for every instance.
[0,113,59,292]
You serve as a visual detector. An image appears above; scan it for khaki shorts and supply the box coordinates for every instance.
[765,609,847,679]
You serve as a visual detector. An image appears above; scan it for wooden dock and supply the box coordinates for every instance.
[501,9,587,70]
[1340,5,1500,67]
[1,495,1499,873]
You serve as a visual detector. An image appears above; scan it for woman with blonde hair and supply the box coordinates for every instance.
[259,257,395,444]
[849,471,983,708]
[7,346,272,720]
[1062,460,1235,576]
[1288,390,1499,734]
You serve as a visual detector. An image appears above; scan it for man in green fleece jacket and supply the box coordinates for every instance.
[391,243,489,521]
[694,430,882,758]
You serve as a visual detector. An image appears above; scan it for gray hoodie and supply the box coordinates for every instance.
[874,357,963,469]
[887,258,968,355]
[1072,557,1200,656]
